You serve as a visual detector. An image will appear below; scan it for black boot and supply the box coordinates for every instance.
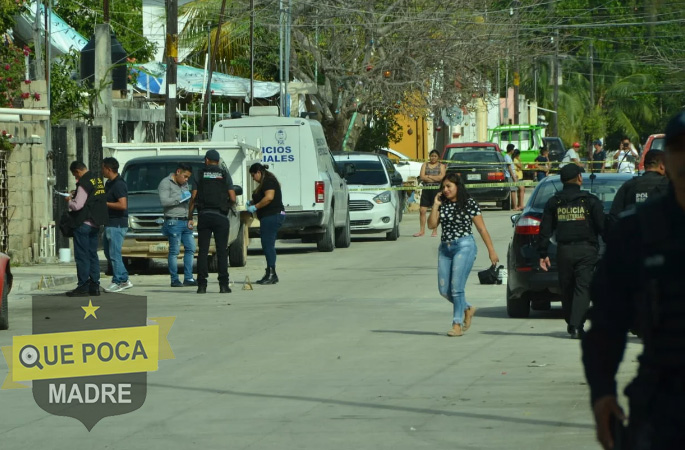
[220,284,231,293]
[197,285,207,294]
[257,267,278,285]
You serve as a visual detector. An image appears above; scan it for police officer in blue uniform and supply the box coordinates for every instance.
[538,164,606,338]
[188,149,235,294]
[582,111,685,450]
[608,149,669,227]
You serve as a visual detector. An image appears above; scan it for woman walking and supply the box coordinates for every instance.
[414,150,446,237]
[428,172,499,337]
[247,163,285,284]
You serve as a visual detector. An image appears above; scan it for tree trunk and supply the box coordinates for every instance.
[321,115,348,152]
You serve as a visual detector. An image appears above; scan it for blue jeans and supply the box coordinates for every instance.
[73,223,100,288]
[260,212,285,268]
[103,226,129,284]
[438,235,477,325]
[162,218,195,283]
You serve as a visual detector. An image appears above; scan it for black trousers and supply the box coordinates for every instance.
[556,242,598,329]
[197,212,229,286]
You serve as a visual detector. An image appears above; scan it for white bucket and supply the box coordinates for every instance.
[58,248,71,263]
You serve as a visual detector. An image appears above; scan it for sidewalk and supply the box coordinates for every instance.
[10,260,79,295]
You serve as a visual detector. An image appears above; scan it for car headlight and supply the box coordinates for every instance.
[373,191,391,204]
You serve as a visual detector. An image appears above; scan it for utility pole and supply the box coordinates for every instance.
[589,42,594,107]
[103,0,110,23]
[250,0,254,110]
[199,0,227,136]
[164,0,178,142]
[552,29,559,137]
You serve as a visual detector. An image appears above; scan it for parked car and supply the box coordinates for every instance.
[375,147,423,181]
[443,142,501,159]
[505,172,633,318]
[333,152,404,240]
[0,252,13,330]
[120,156,248,270]
[638,133,665,172]
[441,146,511,210]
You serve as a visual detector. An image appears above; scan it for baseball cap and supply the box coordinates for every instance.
[592,140,602,146]
[665,110,685,146]
[572,142,581,148]
[205,149,220,161]
[560,164,582,182]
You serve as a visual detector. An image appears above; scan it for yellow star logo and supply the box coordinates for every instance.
[81,300,100,319]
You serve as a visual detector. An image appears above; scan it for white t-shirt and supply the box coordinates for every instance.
[615,149,637,173]
[560,148,579,168]
[504,154,515,180]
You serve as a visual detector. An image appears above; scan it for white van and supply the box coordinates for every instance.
[211,106,351,252]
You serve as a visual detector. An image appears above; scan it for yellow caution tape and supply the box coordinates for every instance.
[348,180,537,192]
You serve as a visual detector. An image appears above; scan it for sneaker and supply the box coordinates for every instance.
[183,279,198,287]
[104,283,122,293]
[89,284,101,296]
[447,323,464,337]
[118,280,134,291]
[170,280,183,287]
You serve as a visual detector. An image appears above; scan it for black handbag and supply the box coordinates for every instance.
[59,211,77,238]
[478,264,502,285]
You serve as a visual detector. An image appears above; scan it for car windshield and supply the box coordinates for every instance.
[650,137,665,151]
[532,177,625,212]
[337,160,388,185]
[499,130,531,142]
[445,150,500,163]
[123,161,205,192]
[544,139,564,153]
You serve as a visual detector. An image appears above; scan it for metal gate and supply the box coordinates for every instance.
[0,150,8,253]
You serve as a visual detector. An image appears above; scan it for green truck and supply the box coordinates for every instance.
[488,124,546,164]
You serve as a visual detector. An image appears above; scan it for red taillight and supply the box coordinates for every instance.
[315,181,325,203]
[487,172,505,181]
[515,215,541,235]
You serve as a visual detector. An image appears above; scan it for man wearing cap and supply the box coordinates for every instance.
[560,141,583,169]
[538,163,605,339]
[582,111,685,449]
[608,149,669,228]
[159,162,197,288]
[590,140,606,173]
[188,149,235,294]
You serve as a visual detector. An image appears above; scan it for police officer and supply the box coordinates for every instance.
[582,111,685,449]
[608,149,669,227]
[188,149,235,294]
[538,164,605,338]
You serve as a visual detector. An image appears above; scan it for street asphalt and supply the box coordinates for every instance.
[0,202,641,450]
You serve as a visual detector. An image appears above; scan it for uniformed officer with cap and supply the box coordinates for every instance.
[538,163,606,338]
[188,149,235,294]
[582,111,685,449]
[608,149,669,227]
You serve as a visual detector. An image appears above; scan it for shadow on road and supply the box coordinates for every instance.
[370,329,444,336]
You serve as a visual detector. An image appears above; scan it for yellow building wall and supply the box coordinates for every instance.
[391,115,429,161]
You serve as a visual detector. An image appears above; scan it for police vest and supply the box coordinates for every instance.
[631,173,669,205]
[635,198,685,368]
[70,171,107,227]
[196,166,229,214]
[553,193,595,244]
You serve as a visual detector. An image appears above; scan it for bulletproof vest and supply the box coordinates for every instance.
[196,165,229,213]
[553,192,594,243]
[632,173,669,205]
[635,198,685,368]
[70,171,107,227]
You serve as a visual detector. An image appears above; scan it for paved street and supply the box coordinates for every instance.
[0,207,641,449]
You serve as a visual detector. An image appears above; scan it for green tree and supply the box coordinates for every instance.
[353,110,403,153]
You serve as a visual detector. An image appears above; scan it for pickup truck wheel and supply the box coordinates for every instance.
[316,213,335,252]
[229,223,248,267]
[506,283,530,318]
[334,211,351,248]
[208,254,218,273]
[0,277,9,330]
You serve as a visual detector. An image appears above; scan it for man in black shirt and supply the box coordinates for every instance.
[608,149,669,228]
[582,111,685,450]
[590,140,606,173]
[102,157,132,293]
[188,149,235,294]
[538,164,606,338]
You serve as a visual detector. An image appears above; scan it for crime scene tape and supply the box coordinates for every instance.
[347,180,538,192]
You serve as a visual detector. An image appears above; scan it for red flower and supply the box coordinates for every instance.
[1,131,6,136]
[21,92,30,99]
[24,79,31,84]
[33,92,40,101]
[3,64,9,71]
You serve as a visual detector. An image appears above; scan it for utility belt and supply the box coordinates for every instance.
[198,209,227,217]
[557,240,597,247]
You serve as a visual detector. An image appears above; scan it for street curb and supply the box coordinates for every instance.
[12,274,78,296]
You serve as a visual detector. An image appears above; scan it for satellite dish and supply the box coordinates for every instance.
[442,106,463,126]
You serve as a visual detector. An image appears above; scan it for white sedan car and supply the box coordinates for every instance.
[376,148,423,181]
[333,152,404,241]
